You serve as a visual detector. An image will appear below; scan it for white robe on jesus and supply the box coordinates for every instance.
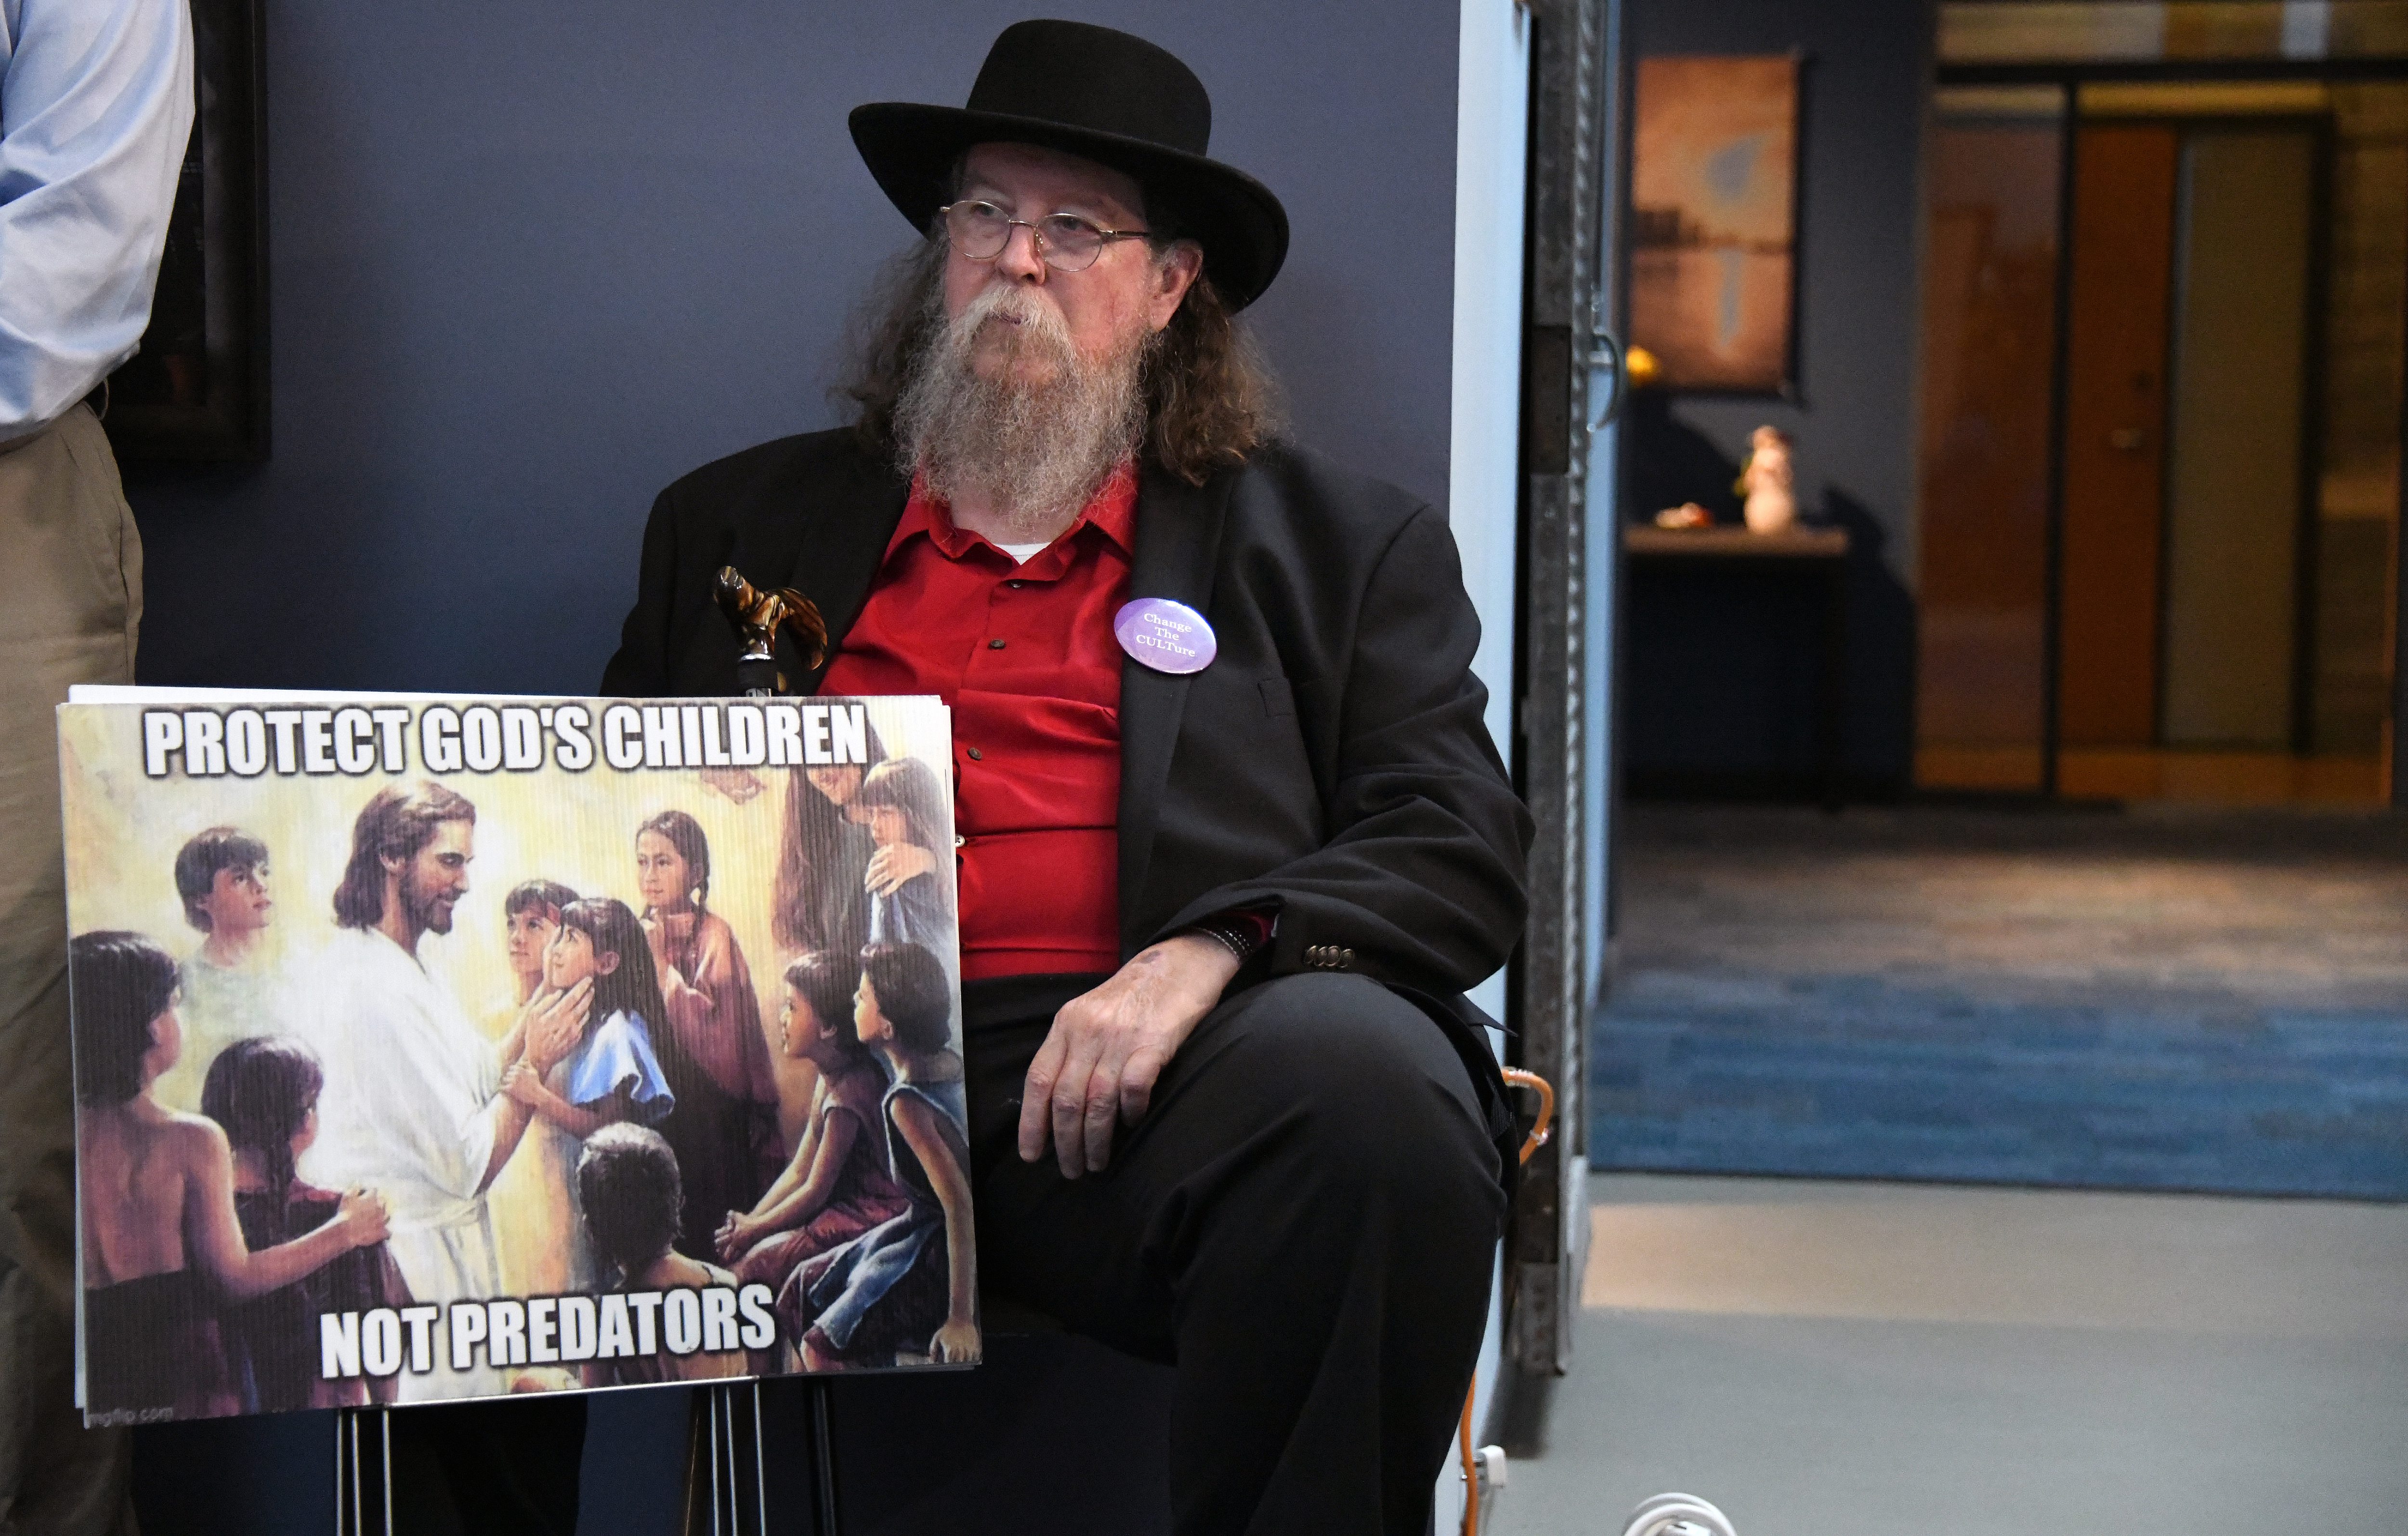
[301,925,511,1400]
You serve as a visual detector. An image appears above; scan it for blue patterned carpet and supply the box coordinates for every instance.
[1593,807,2408,1199]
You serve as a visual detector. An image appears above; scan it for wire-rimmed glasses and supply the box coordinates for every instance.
[938,200,1153,273]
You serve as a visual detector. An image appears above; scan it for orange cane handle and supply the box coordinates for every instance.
[1499,1068,1555,1167]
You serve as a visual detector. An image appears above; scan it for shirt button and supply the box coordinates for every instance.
[1007,580,1028,589]
[966,747,983,761]
[988,638,1007,650]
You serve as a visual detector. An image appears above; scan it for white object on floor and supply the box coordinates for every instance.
[1623,1492,1738,1536]
[1472,1444,1508,1530]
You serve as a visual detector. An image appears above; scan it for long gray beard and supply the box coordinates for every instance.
[894,285,1149,539]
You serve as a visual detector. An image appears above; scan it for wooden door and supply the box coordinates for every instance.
[2057,125,2179,747]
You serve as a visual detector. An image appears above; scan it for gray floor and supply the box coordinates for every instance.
[1500,1174,2408,1536]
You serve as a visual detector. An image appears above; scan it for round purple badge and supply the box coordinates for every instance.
[1114,597,1217,675]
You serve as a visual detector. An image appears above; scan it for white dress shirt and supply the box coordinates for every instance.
[0,0,193,440]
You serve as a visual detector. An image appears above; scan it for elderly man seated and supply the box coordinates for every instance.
[602,20,1532,1535]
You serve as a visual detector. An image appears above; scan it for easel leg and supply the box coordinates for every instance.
[808,1379,840,1536]
[690,1382,772,1535]
[334,1405,393,1536]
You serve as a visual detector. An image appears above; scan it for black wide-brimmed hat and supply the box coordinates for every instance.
[849,20,1289,311]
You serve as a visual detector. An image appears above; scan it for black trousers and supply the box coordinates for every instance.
[387,1394,586,1536]
[963,971,1505,1536]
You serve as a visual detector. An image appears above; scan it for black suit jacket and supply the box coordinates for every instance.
[600,430,1535,1170]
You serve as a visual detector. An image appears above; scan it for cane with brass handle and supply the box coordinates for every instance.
[712,566,829,698]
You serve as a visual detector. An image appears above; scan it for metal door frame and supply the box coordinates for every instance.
[1505,0,1614,1381]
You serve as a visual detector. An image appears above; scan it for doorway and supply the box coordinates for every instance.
[1913,81,2407,802]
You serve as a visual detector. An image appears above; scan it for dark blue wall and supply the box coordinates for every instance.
[121,3,1460,1532]
[1621,0,1930,793]
[125,0,1461,696]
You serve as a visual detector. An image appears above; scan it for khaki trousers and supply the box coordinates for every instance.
[0,404,141,1536]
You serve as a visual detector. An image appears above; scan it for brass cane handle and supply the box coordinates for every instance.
[712,566,829,695]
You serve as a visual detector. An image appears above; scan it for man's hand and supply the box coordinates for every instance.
[1018,933,1240,1178]
[525,978,592,1076]
[864,842,938,897]
[697,765,766,804]
[929,1317,981,1365]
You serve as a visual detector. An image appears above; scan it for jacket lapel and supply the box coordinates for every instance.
[1117,463,1231,955]
[741,447,908,695]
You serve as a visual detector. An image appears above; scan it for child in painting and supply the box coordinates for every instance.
[201,1037,411,1412]
[499,898,677,1293]
[852,760,954,961]
[73,932,390,1419]
[638,810,777,1105]
[576,1124,748,1386]
[502,880,579,1009]
[487,880,580,1293]
[635,809,779,1254]
[153,827,284,1111]
[716,953,911,1289]
[783,942,977,1369]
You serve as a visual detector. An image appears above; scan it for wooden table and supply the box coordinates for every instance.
[1623,526,1849,559]
[1623,525,1851,807]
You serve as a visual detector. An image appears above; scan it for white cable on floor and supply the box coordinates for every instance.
[1621,1491,1738,1536]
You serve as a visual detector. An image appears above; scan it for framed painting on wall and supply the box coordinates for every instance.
[1629,53,1800,394]
[101,0,269,462]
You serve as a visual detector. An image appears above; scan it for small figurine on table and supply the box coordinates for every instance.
[1737,425,1797,535]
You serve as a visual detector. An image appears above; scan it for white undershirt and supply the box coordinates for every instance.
[994,540,1050,563]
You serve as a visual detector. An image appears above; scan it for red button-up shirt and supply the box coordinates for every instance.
[821,469,1138,980]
